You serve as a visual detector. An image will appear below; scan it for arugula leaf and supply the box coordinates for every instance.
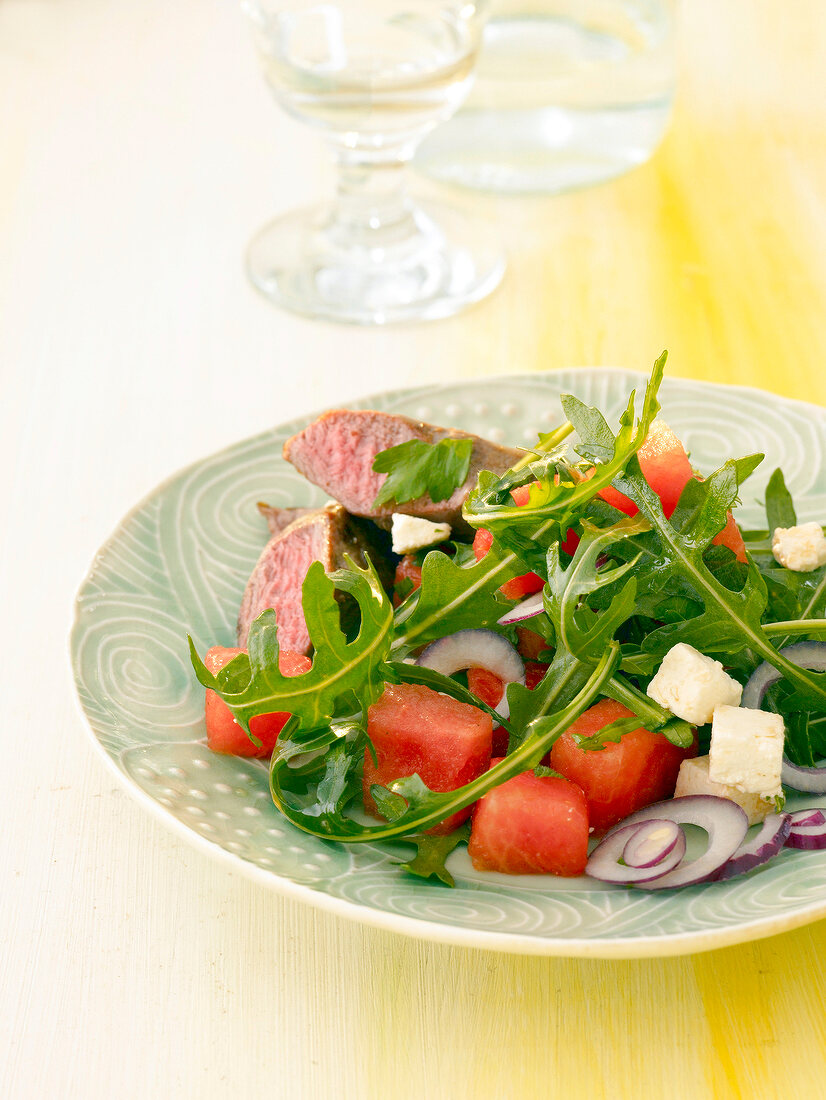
[189,557,393,732]
[506,646,589,752]
[765,467,797,532]
[560,394,617,464]
[526,513,693,748]
[749,471,826,646]
[545,515,649,663]
[372,438,473,507]
[602,675,694,748]
[462,353,666,572]
[570,716,642,750]
[509,422,575,473]
[397,824,470,887]
[391,540,523,654]
[272,720,371,829]
[309,726,368,817]
[369,783,407,822]
[613,454,826,710]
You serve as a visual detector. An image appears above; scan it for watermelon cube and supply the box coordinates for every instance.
[363,683,493,835]
[598,420,747,561]
[468,763,589,876]
[204,645,311,757]
[550,698,697,834]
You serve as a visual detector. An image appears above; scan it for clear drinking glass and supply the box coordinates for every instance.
[415,0,676,195]
[242,0,505,324]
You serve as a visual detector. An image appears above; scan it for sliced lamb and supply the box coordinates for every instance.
[256,503,316,538]
[282,409,523,532]
[237,503,392,654]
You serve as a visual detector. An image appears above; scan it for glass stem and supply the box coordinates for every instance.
[327,149,421,250]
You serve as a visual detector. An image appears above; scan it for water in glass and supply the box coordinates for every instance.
[415,0,676,194]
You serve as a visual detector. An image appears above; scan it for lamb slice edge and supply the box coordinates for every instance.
[282,409,524,531]
[237,503,393,654]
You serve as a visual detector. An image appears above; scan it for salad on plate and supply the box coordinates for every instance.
[189,356,826,890]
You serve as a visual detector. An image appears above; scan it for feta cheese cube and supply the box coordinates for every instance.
[673,756,775,824]
[709,704,785,800]
[646,643,742,725]
[771,522,826,572]
[391,514,451,555]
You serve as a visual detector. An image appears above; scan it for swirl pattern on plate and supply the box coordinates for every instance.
[71,370,826,955]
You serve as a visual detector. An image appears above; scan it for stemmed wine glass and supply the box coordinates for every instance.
[242,0,505,324]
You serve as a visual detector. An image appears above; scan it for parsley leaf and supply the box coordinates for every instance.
[372,438,473,507]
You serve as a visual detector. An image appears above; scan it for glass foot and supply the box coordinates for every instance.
[245,199,505,325]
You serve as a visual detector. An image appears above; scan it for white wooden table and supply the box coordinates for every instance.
[1,3,517,1094]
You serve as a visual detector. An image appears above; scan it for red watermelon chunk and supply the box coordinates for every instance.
[466,666,506,710]
[204,645,311,757]
[392,554,423,606]
[467,662,549,756]
[599,420,693,519]
[598,420,747,562]
[549,698,697,834]
[714,509,748,561]
[363,683,493,835]
[468,762,589,876]
[515,626,549,661]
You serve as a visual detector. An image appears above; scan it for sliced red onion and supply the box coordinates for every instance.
[415,629,525,720]
[741,641,826,793]
[497,592,545,626]
[588,796,749,890]
[586,824,687,885]
[781,758,826,794]
[787,808,826,828]
[713,813,792,880]
[785,808,826,849]
[622,819,684,869]
[741,641,826,708]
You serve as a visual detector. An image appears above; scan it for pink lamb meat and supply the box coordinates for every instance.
[237,503,391,653]
[282,410,523,531]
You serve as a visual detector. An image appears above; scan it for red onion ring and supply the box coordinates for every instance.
[415,629,525,720]
[586,796,748,890]
[714,813,792,880]
[741,641,826,793]
[586,824,687,884]
[787,808,826,828]
[496,592,545,625]
[622,819,684,868]
[785,808,826,849]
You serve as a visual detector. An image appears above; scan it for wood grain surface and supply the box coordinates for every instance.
[2,1,826,1097]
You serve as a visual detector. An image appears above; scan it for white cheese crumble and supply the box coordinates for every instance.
[646,643,742,725]
[771,522,826,572]
[709,704,785,800]
[391,514,451,555]
[673,756,775,824]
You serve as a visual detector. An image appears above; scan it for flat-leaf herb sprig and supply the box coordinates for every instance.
[371,437,472,507]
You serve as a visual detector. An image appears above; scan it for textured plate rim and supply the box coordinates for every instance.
[70,367,826,958]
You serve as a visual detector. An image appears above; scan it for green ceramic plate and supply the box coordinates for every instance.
[71,369,826,957]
